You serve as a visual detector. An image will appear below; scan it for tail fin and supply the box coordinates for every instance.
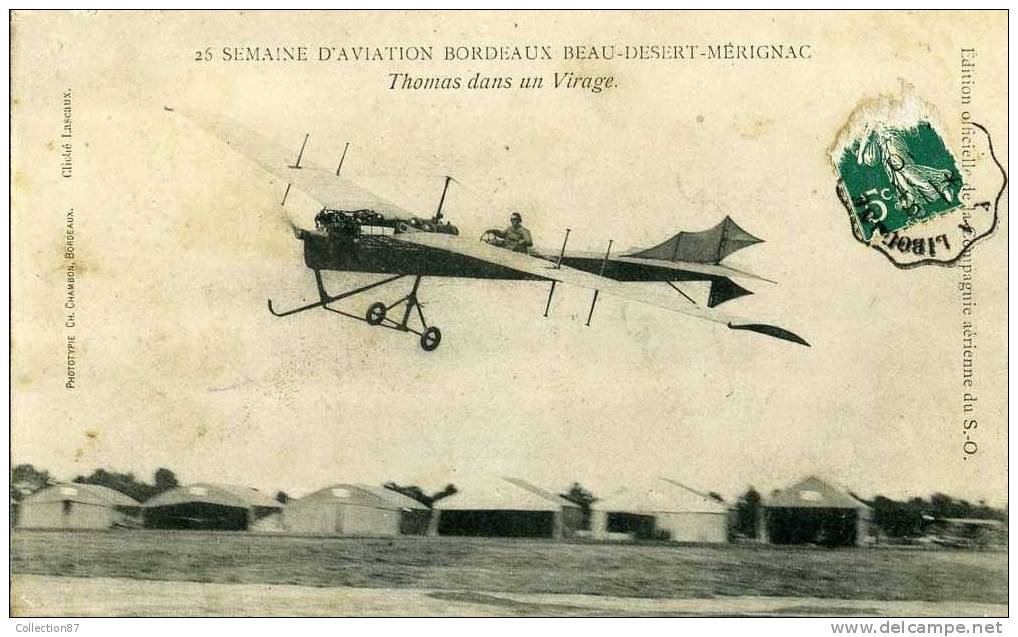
[630,216,763,264]
[708,278,753,308]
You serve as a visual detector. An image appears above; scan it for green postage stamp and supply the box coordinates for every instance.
[831,89,1005,268]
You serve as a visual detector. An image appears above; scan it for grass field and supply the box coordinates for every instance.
[10,530,1007,603]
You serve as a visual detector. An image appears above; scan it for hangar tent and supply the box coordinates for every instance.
[926,518,1007,548]
[16,483,140,529]
[284,484,430,536]
[760,475,871,547]
[431,477,582,539]
[143,483,283,531]
[591,478,729,543]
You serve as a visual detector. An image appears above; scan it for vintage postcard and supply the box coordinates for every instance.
[9,10,1008,620]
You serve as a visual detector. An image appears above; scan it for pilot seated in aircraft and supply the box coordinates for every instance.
[501,212,533,253]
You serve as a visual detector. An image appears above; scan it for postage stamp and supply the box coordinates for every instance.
[831,89,1005,268]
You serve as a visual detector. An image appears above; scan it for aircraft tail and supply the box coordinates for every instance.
[629,216,763,264]
[708,278,753,308]
[728,322,810,346]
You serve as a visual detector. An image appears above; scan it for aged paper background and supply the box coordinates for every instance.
[11,10,1007,506]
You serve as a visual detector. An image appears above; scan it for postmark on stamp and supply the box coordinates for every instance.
[830,89,1005,268]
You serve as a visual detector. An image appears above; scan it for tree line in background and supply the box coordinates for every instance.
[558,484,1008,538]
[382,482,458,507]
[10,465,1008,538]
[730,487,1009,539]
[9,464,465,510]
[10,463,181,505]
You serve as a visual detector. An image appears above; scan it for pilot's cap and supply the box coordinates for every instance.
[510,212,523,222]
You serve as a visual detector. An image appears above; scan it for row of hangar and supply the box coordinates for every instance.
[15,475,872,546]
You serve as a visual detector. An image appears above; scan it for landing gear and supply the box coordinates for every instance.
[269,271,443,351]
[420,326,442,351]
[366,302,387,325]
[363,276,443,351]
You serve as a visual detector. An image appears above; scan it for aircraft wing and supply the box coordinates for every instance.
[394,232,809,346]
[610,256,774,284]
[169,107,415,218]
[548,251,772,284]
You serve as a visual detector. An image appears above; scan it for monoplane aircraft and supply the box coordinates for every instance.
[171,108,808,351]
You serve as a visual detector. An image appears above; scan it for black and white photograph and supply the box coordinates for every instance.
[8,9,1009,623]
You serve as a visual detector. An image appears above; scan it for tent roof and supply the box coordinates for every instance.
[764,475,871,510]
[934,518,1004,528]
[24,483,139,507]
[592,478,728,515]
[143,483,281,509]
[296,484,429,511]
[435,477,579,512]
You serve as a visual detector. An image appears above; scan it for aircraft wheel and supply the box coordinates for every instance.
[420,326,442,351]
[366,302,387,325]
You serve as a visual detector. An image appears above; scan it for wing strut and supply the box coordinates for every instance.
[544,229,572,317]
[335,142,350,176]
[585,290,600,326]
[666,281,697,305]
[290,133,310,169]
[585,240,613,326]
[555,229,571,268]
[434,176,454,223]
[281,133,310,205]
[543,280,557,317]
